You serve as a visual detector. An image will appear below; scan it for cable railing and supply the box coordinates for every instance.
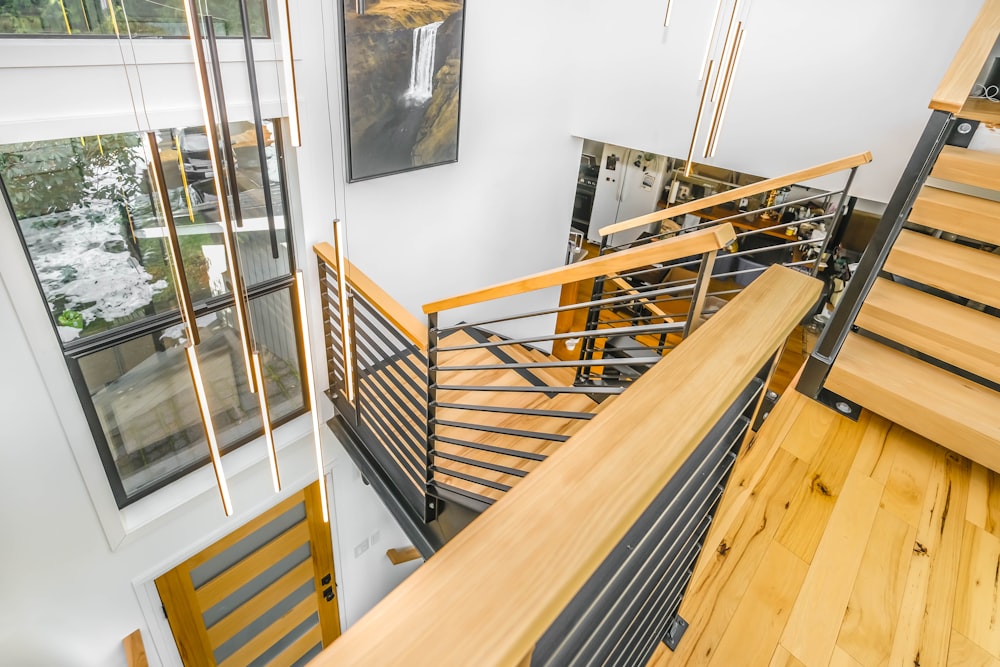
[421,225,736,511]
[309,265,823,667]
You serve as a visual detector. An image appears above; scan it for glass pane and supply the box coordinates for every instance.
[0,0,268,37]
[77,288,304,500]
[1,133,180,342]
[1,121,290,343]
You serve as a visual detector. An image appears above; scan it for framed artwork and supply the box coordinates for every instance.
[340,0,466,181]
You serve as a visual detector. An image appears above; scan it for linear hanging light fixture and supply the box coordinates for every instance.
[146,132,234,516]
[685,60,715,177]
[182,0,258,394]
[332,218,356,403]
[706,26,745,157]
[711,0,741,102]
[296,271,331,522]
[275,0,301,146]
[699,0,724,80]
[663,0,674,27]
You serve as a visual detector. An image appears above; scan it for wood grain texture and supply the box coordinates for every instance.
[857,278,1000,385]
[958,96,1000,124]
[827,334,1000,474]
[884,229,1000,310]
[768,646,805,667]
[386,546,422,565]
[910,186,1000,246]
[599,152,872,236]
[932,146,1000,192]
[423,224,737,314]
[310,266,821,667]
[123,630,148,667]
[314,243,428,351]
[953,523,1000,657]
[930,0,1000,113]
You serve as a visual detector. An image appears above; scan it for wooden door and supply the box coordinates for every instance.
[155,481,340,666]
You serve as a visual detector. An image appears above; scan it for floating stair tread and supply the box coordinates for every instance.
[910,185,1000,246]
[884,229,1000,310]
[827,333,1000,472]
[959,96,1000,125]
[857,278,1000,385]
[931,146,1000,191]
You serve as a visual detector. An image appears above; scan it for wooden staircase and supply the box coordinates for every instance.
[822,145,1000,471]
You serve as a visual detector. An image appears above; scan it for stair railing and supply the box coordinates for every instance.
[309,265,822,667]
[567,153,869,381]
[421,224,736,512]
[314,243,436,521]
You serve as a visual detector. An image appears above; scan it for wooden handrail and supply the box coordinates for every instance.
[930,0,1000,114]
[123,630,148,667]
[314,242,428,351]
[386,546,422,565]
[599,152,872,237]
[310,265,822,666]
[422,224,736,314]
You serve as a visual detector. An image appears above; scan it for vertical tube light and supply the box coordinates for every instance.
[275,0,301,146]
[332,218,356,403]
[295,271,330,522]
[253,352,281,493]
[699,0,724,80]
[663,0,673,27]
[685,60,715,177]
[182,0,258,393]
[707,27,745,158]
[711,0,741,102]
[147,133,233,516]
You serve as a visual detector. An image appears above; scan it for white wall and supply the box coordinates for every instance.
[567,0,984,203]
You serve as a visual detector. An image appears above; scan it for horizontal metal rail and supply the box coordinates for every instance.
[431,434,550,461]
[431,465,512,493]
[433,451,531,479]
[436,358,662,372]
[435,384,625,396]
[433,419,571,443]
[433,402,596,421]
[436,322,686,353]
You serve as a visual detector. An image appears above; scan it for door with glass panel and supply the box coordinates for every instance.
[155,481,340,666]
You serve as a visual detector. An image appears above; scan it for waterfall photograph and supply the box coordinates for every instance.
[340,0,465,181]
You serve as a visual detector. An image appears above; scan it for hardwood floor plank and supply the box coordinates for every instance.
[949,629,1000,666]
[829,646,863,667]
[850,412,894,484]
[779,469,883,665]
[954,522,1000,658]
[888,444,970,667]
[658,449,807,665]
[776,398,836,463]
[769,645,806,667]
[880,429,937,527]
[967,466,1000,541]
[706,542,808,667]
[775,412,869,563]
[837,508,915,667]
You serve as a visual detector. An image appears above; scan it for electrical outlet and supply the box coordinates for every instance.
[354,538,370,558]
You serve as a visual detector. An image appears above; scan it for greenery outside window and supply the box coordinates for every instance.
[0,121,305,506]
[0,0,268,37]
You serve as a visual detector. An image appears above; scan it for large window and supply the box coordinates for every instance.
[0,0,268,37]
[1,121,304,506]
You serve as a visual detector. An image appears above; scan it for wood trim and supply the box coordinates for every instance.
[314,243,428,351]
[386,546,422,565]
[305,480,342,645]
[195,520,311,609]
[205,559,314,647]
[217,595,316,667]
[599,152,872,237]
[309,266,822,666]
[930,0,1000,113]
[155,570,214,667]
[123,630,148,667]
[423,224,737,314]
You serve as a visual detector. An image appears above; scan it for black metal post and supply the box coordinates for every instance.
[425,312,440,522]
[809,167,858,278]
[236,0,279,258]
[204,16,245,230]
[797,110,957,398]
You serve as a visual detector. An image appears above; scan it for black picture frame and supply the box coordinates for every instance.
[339,0,466,182]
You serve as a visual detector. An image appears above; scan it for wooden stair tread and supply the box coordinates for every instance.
[857,278,1000,385]
[931,145,1000,191]
[909,185,1000,246]
[827,333,1000,472]
[959,96,1000,124]
[884,229,1000,310]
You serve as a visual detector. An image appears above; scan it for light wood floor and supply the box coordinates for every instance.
[651,383,1000,667]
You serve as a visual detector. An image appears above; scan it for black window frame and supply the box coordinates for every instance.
[1,121,308,508]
